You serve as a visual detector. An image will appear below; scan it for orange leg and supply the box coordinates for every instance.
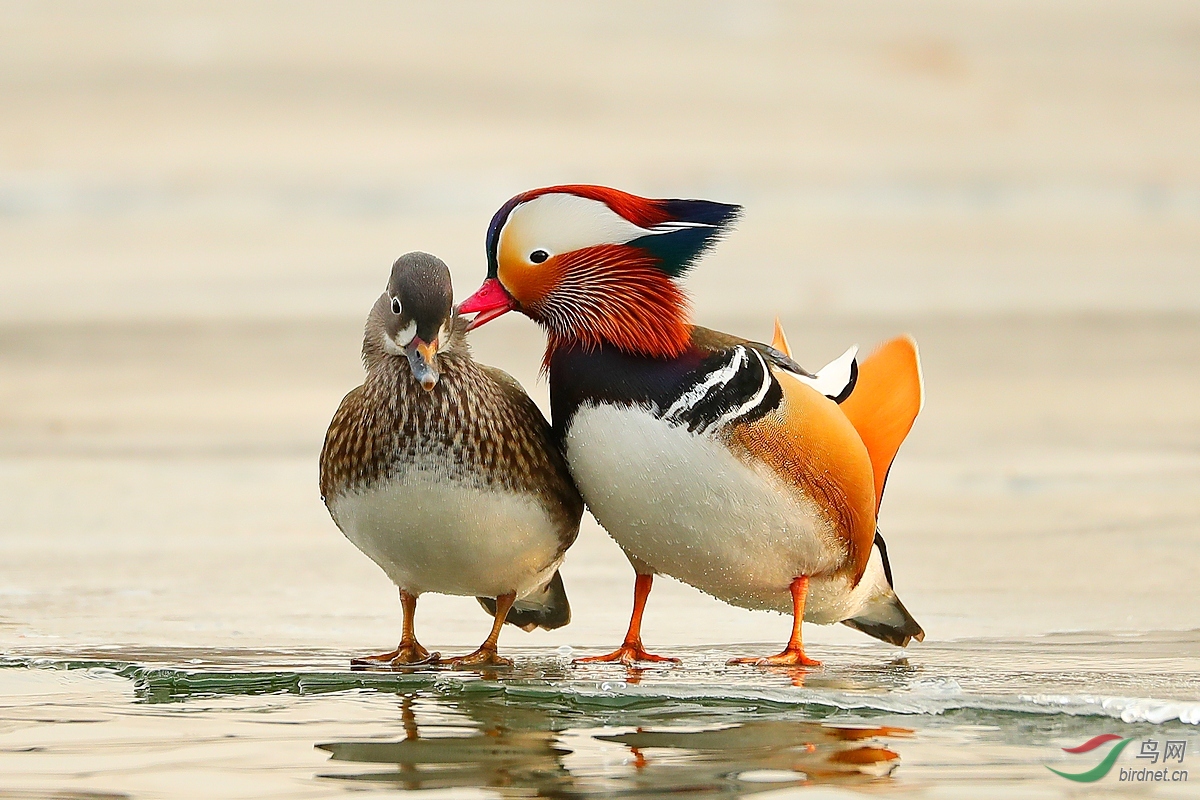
[445,592,516,668]
[575,574,680,665]
[728,576,822,667]
[351,590,438,667]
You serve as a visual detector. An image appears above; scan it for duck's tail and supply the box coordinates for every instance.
[841,533,925,647]
[477,570,571,632]
[843,593,924,647]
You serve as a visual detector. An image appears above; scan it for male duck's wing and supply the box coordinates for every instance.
[767,317,859,403]
[768,320,921,512]
[837,336,923,512]
[666,330,878,578]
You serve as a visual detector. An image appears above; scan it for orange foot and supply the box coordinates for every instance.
[575,643,681,666]
[351,642,438,668]
[444,647,513,669]
[727,648,821,667]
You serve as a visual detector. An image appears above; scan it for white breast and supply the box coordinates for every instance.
[564,403,849,616]
[327,471,564,599]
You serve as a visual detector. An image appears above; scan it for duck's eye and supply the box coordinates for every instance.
[390,297,402,315]
[529,249,549,264]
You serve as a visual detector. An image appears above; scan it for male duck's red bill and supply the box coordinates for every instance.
[458,278,515,330]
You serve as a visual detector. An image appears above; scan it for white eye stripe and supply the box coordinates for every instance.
[499,193,724,268]
[500,195,652,263]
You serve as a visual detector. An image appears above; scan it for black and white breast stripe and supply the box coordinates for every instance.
[546,338,861,444]
[658,345,783,435]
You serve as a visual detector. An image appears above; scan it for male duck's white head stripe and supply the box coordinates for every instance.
[500,194,650,265]
[498,193,723,267]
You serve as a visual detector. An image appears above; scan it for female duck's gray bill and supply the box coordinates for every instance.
[405,338,439,391]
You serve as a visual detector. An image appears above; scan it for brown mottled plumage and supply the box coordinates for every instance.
[321,313,580,534]
[320,252,582,669]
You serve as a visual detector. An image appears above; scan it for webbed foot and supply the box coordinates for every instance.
[351,641,438,668]
[444,646,512,669]
[727,647,821,667]
[575,643,680,666]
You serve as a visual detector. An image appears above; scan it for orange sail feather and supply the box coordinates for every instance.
[770,321,922,512]
[838,336,923,511]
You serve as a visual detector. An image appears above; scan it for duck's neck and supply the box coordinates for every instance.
[535,255,693,367]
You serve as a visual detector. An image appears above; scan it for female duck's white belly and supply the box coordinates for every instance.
[327,470,563,598]
[565,403,849,617]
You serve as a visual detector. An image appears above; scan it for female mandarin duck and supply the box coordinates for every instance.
[320,252,583,668]
[459,186,924,666]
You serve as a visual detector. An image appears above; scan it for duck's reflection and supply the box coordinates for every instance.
[318,733,573,792]
[317,694,908,795]
[317,694,572,791]
[597,721,910,790]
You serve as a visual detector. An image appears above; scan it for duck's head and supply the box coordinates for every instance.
[367,251,453,391]
[458,185,740,360]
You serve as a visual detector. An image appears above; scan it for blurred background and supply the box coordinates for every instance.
[5,1,1200,320]
[1,1,1197,652]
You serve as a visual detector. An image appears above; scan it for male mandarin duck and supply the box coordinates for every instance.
[459,186,924,666]
[320,252,583,668]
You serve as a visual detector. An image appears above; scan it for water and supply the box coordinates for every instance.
[3,634,1198,798]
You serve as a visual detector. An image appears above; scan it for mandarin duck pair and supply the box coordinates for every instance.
[320,186,924,668]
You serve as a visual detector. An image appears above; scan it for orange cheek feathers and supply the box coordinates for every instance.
[496,253,567,310]
[498,242,694,361]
